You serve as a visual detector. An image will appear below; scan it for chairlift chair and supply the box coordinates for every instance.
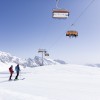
[38,50,42,53]
[38,49,46,53]
[66,30,78,37]
[52,9,69,19]
[52,0,69,19]
[45,53,49,56]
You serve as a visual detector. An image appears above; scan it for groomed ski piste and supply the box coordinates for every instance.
[0,62,100,100]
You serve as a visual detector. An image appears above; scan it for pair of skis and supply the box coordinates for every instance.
[9,78,25,81]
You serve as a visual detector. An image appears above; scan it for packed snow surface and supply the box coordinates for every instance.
[0,64,100,100]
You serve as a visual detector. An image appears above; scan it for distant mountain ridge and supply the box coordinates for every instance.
[0,51,66,67]
[85,64,100,68]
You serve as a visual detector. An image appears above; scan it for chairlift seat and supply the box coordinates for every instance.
[45,53,49,56]
[52,9,69,19]
[66,30,78,37]
[38,50,43,53]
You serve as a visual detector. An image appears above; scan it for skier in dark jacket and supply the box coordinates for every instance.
[9,65,14,80]
[14,64,20,80]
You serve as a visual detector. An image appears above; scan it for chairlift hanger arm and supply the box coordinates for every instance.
[56,0,60,9]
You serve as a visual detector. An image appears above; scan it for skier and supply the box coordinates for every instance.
[9,65,14,80]
[14,64,20,80]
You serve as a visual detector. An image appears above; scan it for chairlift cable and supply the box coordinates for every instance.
[48,26,71,50]
[71,0,96,26]
[49,0,96,50]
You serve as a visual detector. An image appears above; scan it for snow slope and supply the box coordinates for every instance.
[0,64,100,100]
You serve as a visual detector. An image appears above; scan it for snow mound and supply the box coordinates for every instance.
[0,88,52,100]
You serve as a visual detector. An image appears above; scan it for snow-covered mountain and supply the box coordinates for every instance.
[85,64,100,68]
[54,59,67,64]
[0,51,66,67]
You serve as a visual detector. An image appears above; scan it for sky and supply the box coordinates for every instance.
[0,0,100,64]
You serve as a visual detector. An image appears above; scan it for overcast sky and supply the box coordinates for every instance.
[0,0,100,64]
